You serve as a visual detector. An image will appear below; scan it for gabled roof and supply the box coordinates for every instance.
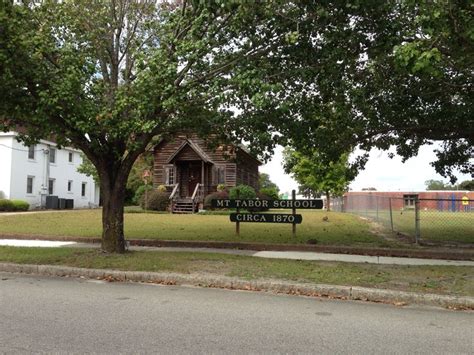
[166,139,214,164]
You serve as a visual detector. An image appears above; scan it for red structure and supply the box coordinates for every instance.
[344,191,473,212]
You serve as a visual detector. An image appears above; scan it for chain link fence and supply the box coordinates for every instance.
[332,194,474,246]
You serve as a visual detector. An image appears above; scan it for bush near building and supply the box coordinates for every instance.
[204,190,230,210]
[140,190,170,211]
[0,199,30,212]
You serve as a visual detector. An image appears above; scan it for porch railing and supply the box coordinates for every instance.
[169,183,179,200]
[169,184,179,213]
[191,183,203,213]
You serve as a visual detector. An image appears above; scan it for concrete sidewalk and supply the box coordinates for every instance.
[1,239,474,266]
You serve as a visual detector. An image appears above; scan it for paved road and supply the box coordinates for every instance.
[0,273,473,354]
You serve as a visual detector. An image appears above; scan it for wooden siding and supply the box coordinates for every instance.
[235,149,259,190]
[174,145,201,161]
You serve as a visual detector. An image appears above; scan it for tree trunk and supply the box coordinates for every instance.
[326,191,331,212]
[99,167,128,253]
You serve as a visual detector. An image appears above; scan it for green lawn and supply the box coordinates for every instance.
[354,209,473,244]
[0,209,397,247]
[1,246,472,296]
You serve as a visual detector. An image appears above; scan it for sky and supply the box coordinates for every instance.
[260,144,472,195]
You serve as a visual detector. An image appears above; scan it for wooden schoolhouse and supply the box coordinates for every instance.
[153,134,261,213]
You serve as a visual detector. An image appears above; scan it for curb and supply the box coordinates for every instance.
[1,234,473,260]
[1,262,472,310]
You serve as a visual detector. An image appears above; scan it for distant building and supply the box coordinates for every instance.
[0,131,99,209]
[344,191,473,211]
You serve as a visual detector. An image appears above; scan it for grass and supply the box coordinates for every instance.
[360,210,473,244]
[0,209,399,247]
[0,246,472,296]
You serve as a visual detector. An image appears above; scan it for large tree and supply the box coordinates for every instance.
[0,0,298,252]
[2,1,472,252]
[235,1,473,181]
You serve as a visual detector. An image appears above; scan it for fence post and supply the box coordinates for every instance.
[415,197,420,244]
[389,197,393,231]
[375,196,379,222]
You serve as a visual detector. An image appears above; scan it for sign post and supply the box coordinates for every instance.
[292,189,296,237]
[142,169,151,212]
[236,189,240,237]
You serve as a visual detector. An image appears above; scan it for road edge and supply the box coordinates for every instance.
[1,262,472,310]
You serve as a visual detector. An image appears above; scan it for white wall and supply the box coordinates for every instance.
[4,133,99,209]
[0,134,13,199]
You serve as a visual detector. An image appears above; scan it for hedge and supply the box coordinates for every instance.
[0,199,30,212]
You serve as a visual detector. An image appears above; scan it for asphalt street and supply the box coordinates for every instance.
[0,273,473,354]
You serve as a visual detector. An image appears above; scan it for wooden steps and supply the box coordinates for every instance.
[172,199,197,214]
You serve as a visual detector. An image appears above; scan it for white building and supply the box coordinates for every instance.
[0,131,100,209]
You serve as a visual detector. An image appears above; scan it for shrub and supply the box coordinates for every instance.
[248,192,274,212]
[133,184,154,205]
[229,185,256,200]
[140,190,170,211]
[0,199,14,211]
[203,190,229,210]
[157,185,167,193]
[217,184,226,192]
[11,200,29,211]
[0,199,29,212]
[259,187,279,201]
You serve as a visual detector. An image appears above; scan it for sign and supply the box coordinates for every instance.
[142,170,151,183]
[211,199,323,209]
[462,196,469,206]
[230,213,303,224]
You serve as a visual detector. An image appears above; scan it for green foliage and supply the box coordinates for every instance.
[203,190,229,210]
[11,200,30,211]
[425,179,451,191]
[133,184,154,206]
[229,185,256,200]
[126,153,154,196]
[457,180,474,191]
[76,155,99,183]
[259,187,279,200]
[216,184,226,192]
[0,199,29,212]
[0,200,14,212]
[425,179,474,191]
[156,185,167,193]
[258,173,279,194]
[140,190,170,211]
[283,147,353,204]
[0,0,307,251]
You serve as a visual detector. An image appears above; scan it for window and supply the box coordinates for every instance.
[165,166,175,185]
[28,145,35,160]
[81,182,87,197]
[26,176,34,194]
[68,152,73,163]
[217,166,225,184]
[48,179,55,195]
[67,180,73,192]
[403,194,418,208]
[49,148,56,164]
